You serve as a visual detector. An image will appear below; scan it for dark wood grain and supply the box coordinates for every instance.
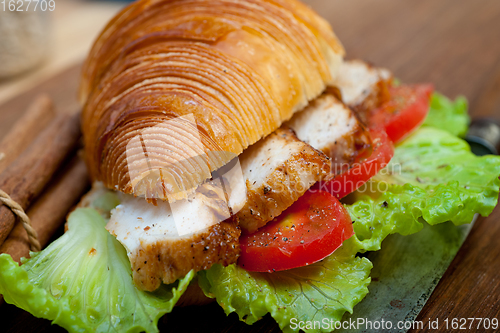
[1,0,500,332]
[409,206,500,332]
[318,0,500,118]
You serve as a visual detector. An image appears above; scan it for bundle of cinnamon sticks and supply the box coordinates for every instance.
[0,94,90,278]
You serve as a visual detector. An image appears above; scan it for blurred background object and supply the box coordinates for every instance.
[0,10,49,79]
[466,118,500,155]
[0,0,126,108]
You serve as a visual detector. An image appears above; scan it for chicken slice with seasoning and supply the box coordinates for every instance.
[334,59,392,123]
[107,180,241,292]
[286,93,372,174]
[236,127,331,233]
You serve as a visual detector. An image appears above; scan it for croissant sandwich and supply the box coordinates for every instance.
[78,0,377,290]
[1,1,500,332]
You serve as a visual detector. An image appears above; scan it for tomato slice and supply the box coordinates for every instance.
[237,84,431,272]
[313,129,394,199]
[370,84,433,143]
[238,191,354,272]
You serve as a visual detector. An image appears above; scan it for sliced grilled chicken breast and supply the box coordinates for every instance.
[106,77,378,288]
[237,127,331,233]
[107,182,241,291]
[335,60,392,123]
[286,93,372,174]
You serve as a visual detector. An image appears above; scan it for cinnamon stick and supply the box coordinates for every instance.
[0,95,55,174]
[0,112,81,246]
[0,156,90,262]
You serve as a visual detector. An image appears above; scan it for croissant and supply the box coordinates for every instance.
[79,0,344,199]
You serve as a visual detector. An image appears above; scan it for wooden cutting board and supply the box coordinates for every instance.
[1,0,500,332]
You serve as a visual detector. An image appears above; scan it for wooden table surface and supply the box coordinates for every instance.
[1,0,500,332]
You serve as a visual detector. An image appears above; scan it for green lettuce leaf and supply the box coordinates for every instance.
[347,184,426,252]
[422,92,469,137]
[0,208,194,333]
[349,127,500,252]
[199,237,371,333]
[375,127,500,220]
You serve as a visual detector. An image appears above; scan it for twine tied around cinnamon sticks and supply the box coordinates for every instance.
[0,187,41,252]
[0,152,40,251]
[0,112,43,253]
[0,95,83,254]
[0,152,39,251]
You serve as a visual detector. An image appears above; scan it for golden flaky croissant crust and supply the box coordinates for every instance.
[80,0,344,200]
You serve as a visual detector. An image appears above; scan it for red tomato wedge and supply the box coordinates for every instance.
[238,191,354,272]
[370,84,433,143]
[313,129,394,199]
